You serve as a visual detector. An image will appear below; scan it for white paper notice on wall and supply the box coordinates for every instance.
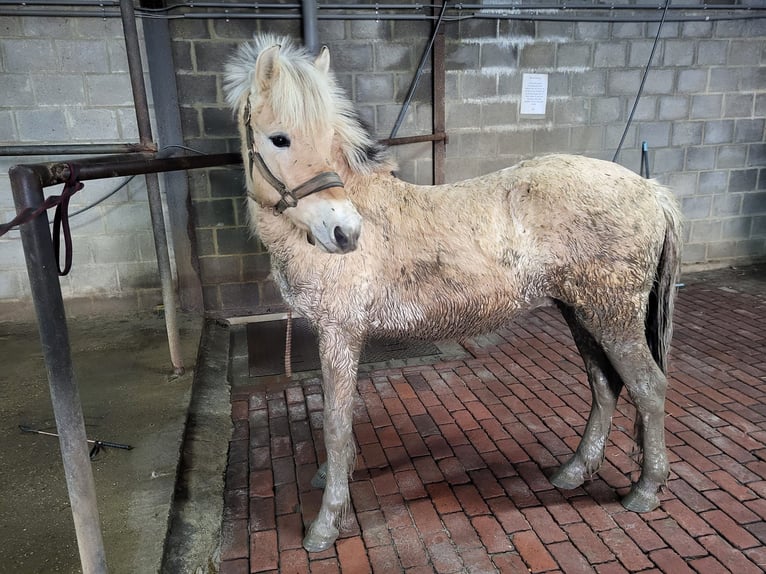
[520,73,548,115]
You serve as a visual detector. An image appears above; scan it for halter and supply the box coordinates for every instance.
[243,97,345,214]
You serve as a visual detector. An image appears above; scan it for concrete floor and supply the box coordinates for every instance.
[0,312,204,573]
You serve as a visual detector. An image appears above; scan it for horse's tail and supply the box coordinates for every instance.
[646,185,683,374]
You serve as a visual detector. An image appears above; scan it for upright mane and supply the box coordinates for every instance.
[224,34,393,175]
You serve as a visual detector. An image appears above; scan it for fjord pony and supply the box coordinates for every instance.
[225,35,682,552]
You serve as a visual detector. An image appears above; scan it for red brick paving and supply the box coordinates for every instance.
[222,269,766,573]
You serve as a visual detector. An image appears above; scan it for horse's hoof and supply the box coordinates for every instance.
[303,522,339,553]
[622,486,660,513]
[311,463,327,489]
[550,466,585,490]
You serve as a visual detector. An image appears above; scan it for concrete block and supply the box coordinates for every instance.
[533,127,570,154]
[481,102,519,128]
[317,20,345,41]
[760,168,766,191]
[332,44,373,73]
[567,126,602,152]
[605,124,636,150]
[193,198,236,229]
[591,97,622,124]
[633,96,658,122]
[729,169,759,193]
[717,145,748,169]
[705,241,736,261]
[209,168,245,199]
[749,144,766,168]
[356,74,395,104]
[348,20,389,40]
[690,220,722,243]
[498,19,535,40]
[628,40,658,68]
[681,243,706,264]
[195,228,216,258]
[651,149,685,175]
[709,67,743,92]
[752,216,766,237]
[663,40,694,67]
[1,75,33,106]
[696,40,727,65]
[460,72,499,101]
[743,192,766,216]
[0,111,15,141]
[671,122,703,146]
[612,22,644,39]
[117,108,139,141]
[677,69,707,94]
[116,262,161,290]
[201,107,237,137]
[29,73,84,107]
[216,227,261,255]
[68,108,119,140]
[74,17,124,39]
[519,44,555,69]
[607,70,640,95]
[572,71,605,97]
[643,69,674,95]
[86,74,134,106]
[757,94,766,118]
[556,43,590,68]
[721,217,752,240]
[446,102,481,130]
[638,122,670,148]
[712,193,743,217]
[16,109,69,142]
[554,98,589,125]
[459,132,498,159]
[734,238,766,258]
[0,270,22,300]
[536,21,574,39]
[682,21,714,38]
[243,253,272,283]
[453,18,496,40]
[196,42,239,74]
[690,95,722,120]
[375,43,412,72]
[104,202,152,233]
[495,130,533,158]
[698,170,728,195]
[728,40,760,65]
[703,120,734,145]
[575,22,610,40]
[666,172,697,198]
[171,40,194,72]
[480,42,519,69]
[171,19,211,39]
[58,40,109,73]
[2,39,57,72]
[734,119,765,144]
[89,234,139,265]
[392,20,430,40]
[682,196,712,220]
[394,71,431,103]
[21,17,74,38]
[66,265,119,295]
[594,42,626,68]
[647,21,679,39]
[740,68,766,91]
[723,93,755,119]
[219,282,261,313]
[199,255,242,284]
[177,74,217,105]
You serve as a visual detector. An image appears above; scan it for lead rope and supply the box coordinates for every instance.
[284,311,293,379]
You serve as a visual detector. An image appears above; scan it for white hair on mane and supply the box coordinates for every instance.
[224,34,393,175]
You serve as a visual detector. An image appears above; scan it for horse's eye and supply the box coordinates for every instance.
[269,134,291,148]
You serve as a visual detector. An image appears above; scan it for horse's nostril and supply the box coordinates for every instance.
[334,226,349,249]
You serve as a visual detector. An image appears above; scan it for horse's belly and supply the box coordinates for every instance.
[368,289,540,341]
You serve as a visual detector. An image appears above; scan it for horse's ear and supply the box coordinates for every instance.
[314,46,331,75]
[255,44,281,89]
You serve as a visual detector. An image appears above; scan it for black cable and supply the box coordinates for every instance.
[612,0,671,164]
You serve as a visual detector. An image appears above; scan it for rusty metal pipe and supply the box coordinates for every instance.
[10,165,108,574]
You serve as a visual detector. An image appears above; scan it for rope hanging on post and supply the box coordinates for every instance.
[284,310,293,379]
[53,164,83,276]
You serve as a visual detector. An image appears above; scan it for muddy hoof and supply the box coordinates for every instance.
[303,522,338,553]
[311,463,327,489]
[622,486,660,513]
[550,466,585,490]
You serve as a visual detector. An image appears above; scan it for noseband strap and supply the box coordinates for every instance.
[243,98,344,215]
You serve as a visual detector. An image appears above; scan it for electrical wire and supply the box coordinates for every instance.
[612,0,671,163]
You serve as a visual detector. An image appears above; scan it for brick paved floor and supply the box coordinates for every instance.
[220,267,766,574]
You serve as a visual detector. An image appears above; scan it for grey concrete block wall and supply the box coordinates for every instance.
[2,5,765,317]
[0,15,162,317]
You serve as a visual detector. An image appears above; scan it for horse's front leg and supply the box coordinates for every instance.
[303,326,363,553]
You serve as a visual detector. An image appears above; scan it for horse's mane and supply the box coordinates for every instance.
[224,34,393,175]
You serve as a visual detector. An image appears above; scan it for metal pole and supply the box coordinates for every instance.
[301,0,320,55]
[10,165,108,574]
[120,0,184,374]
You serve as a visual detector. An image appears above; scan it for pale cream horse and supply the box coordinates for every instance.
[225,35,682,552]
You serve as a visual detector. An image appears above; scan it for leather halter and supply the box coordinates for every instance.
[243,97,344,214]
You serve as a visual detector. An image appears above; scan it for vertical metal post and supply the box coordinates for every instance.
[120,0,184,374]
[10,165,108,574]
[432,0,446,185]
[301,0,320,55]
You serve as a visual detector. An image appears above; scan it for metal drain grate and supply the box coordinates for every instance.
[246,317,442,377]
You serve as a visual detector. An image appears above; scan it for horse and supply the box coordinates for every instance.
[224,34,683,553]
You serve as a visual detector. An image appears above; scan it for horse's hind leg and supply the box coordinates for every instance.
[550,304,624,490]
[303,327,362,553]
[601,335,669,512]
